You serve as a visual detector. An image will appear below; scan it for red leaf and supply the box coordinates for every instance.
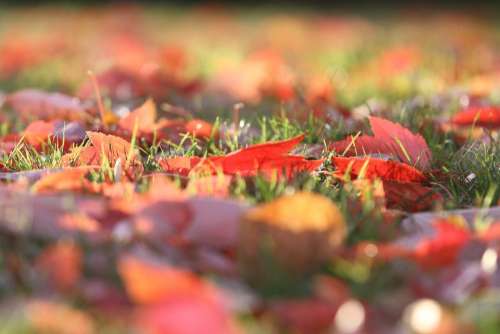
[120,256,239,334]
[184,119,214,139]
[270,299,339,334]
[160,135,322,179]
[332,156,426,183]
[413,220,472,269]
[451,106,500,128]
[382,180,443,212]
[330,117,432,170]
[227,133,305,159]
[135,295,238,334]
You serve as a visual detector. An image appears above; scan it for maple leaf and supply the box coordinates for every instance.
[451,106,500,129]
[330,116,432,170]
[118,98,157,133]
[61,131,143,179]
[115,98,214,141]
[159,134,323,179]
[332,156,426,183]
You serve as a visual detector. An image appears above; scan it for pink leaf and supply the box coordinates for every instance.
[331,117,432,170]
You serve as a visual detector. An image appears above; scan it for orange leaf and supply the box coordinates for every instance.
[23,120,56,147]
[332,156,426,183]
[31,167,94,193]
[118,254,211,305]
[23,120,86,150]
[158,156,202,176]
[35,241,82,292]
[62,131,143,179]
[118,98,157,133]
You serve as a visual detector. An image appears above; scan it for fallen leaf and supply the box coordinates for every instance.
[239,192,346,284]
[118,254,210,305]
[269,299,339,334]
[26,299,95,334]
[118,98,157,133]
[184,197,247,250]
[31,167,95,193]
[412,220,472,269]
[330,116,432,170]
[159,134,323,180]
[332,156,426,183]
[0,187,105,239]
[186,175,232,198]
[62,131,143,179]
[382,180,443,212]
[134,294,239,334]
[451,105,500,128]
[23,120,86,150]
[35,240,82,292]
